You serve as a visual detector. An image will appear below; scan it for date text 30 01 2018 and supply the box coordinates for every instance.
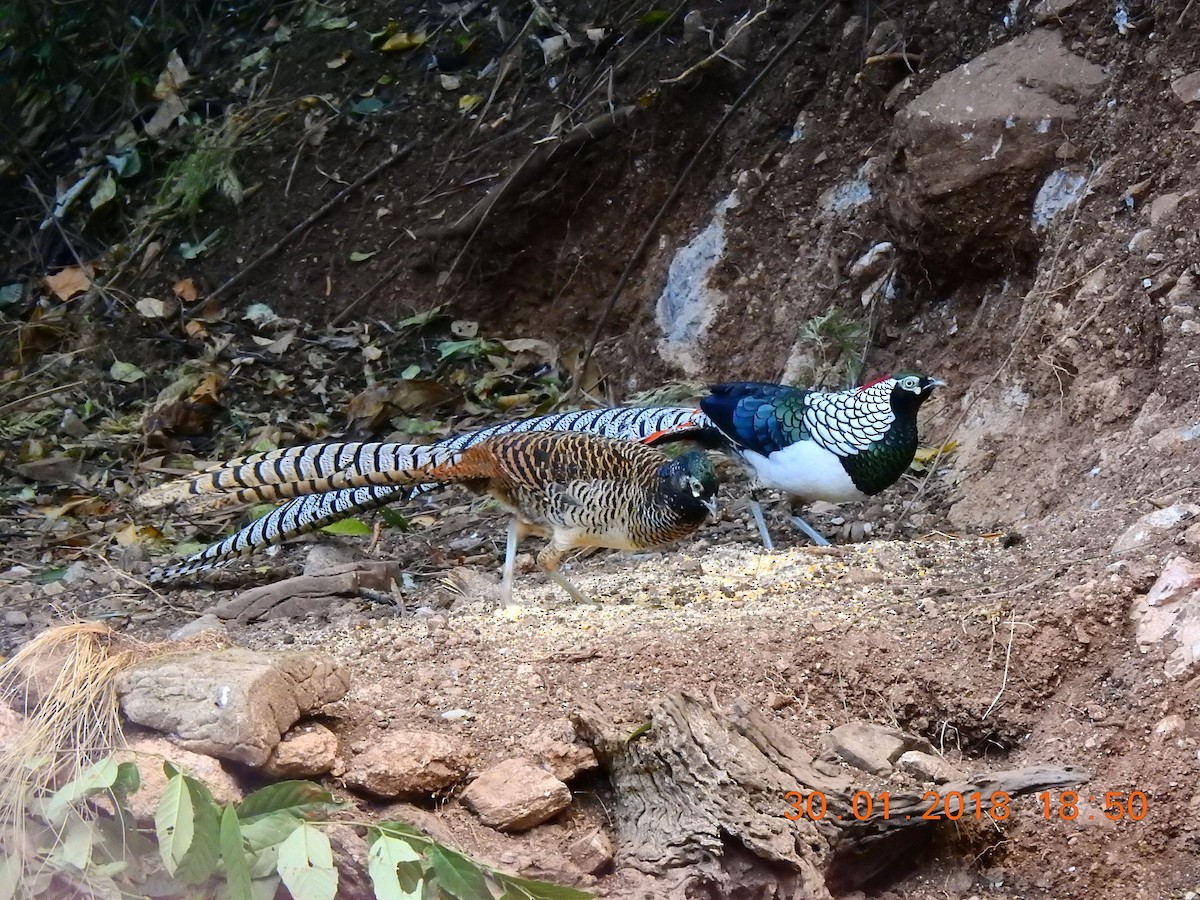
[783,789,1150,823]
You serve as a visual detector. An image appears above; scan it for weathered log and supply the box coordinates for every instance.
[211,561,404,622]
[572,692,1087,898]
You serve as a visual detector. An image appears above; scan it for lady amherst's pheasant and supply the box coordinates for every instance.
[138,373,940,579]
[141,431,719,606]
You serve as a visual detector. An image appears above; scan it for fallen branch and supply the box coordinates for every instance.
[423,106,638,240]
[191,139,418,314]
[659,8,770,85]
[212,561,404,622]
[573,691,1088,896]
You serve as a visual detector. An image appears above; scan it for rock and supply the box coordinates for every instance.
[459,758,571,832]
[262,722,339,779]
[1033,0,1077,22]
[342,731,470,798]
[896,750,964,783]
[0,704,26,753]
[1150,192,1183,227]
[890,30,1105,272]
[3,610,28,627]
[567,829,614,875]
[1112,504,1200,556]
[1172,72,1200,105]
[116,648,350,766]
[523,720,599,783]
[1153,714,1185,739]
[827,722,909,775]
[848,242,895,282]
[168,613,225,641]
[117,734,243,821]
[1131,556,1200,678]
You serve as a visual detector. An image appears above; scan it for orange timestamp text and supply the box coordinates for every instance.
[783,789,1149,823]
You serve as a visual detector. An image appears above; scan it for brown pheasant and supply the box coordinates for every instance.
[141,432,720,606]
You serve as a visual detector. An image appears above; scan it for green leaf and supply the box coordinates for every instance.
[156,774,194,875]
[395,305,446,331]
[55,811,94,870]
[113,761,141,797]
[492,873,595,900]
[221,804,254,900]
[349,250,378,262]
[400,364,421,380]
[110,359,146,383]
[377,508,410,529]
[637,8,670,27]
[348,97,385,116]
[41,756,119,824]
[366,835,422,900]
[0,854,22,900]
[277,823,338,900]
[0,283,24,308]
[427,844,491,899]
[236,781,336,822]
[155,773,221,884]
[90,172,117,210]
[319,517,372,536]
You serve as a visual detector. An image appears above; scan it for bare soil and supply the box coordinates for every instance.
[4,0,1200,895]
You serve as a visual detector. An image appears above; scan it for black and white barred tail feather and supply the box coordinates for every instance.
[145,405,706,582]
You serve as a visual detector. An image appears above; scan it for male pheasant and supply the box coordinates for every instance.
[138,373,939,577]
[141,432,719,606]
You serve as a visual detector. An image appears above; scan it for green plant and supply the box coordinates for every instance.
[0,755,594,900]
[790,309,868,389]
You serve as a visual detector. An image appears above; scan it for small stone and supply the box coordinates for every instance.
[1150,193,1182,227]
[1153,714,1185,738]
[1172,71,1200,104]
[342,731,470,799]
[459,758,571,832]
[567,829,614,875]
[262,723,339,778]
[827,722,908,775]
[168,614,225,641]
[896,749,964,783]
[1146,556,1200,607]
[3,610,29,627]
[522,720,598,783]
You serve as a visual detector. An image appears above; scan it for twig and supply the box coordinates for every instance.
[660,8,770,85]
[983,609,1016,719]
[191,139,418,314]
[0,381,85,416]
[863,51,922,67]
[573,0,839,393]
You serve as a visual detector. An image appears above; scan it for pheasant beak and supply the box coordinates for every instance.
[702,496,719,519]
[929,378,947,388]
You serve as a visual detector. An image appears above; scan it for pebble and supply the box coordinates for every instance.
[3,610,29,627]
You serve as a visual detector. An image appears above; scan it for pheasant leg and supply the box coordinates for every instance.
[497,518,520,608]
[747,493,775,552]
[789,514,830,547]
[537,546,594,605]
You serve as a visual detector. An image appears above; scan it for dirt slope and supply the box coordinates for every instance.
[5,0,1200,895]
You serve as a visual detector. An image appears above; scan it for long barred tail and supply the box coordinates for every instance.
[145,405,711,582]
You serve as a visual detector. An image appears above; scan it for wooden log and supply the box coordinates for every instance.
[572,692,1088,897]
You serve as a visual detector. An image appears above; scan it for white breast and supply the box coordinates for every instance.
[738,441,865,503]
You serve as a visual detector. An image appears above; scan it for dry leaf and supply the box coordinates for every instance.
[135,297,168,318]
[152,48,191,100]
[44,265,93,301]
[172,278,200,302]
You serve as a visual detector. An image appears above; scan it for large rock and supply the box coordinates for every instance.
[890,29,1105,272]
[1112,504,1200,556]
[116,648,349,766]
[1132,556,1200,678]
[116,734,243,821]
[459,757,571,832]
[342,731,470,799]
[522,719,599,783]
